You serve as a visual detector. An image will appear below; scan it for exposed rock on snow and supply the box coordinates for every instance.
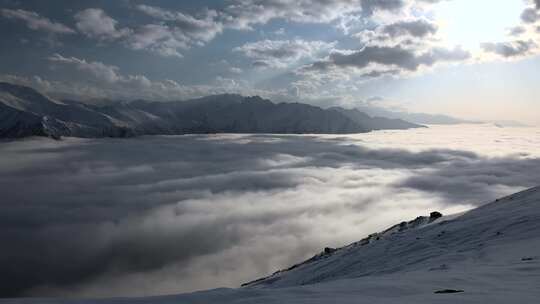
[434,289,464,294]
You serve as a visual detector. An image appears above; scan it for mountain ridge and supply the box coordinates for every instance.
[0,82,424,139]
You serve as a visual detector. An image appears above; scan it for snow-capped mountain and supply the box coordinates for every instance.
[0,82,423,139]
[3,186,539,303]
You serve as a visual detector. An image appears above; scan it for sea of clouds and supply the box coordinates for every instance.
[1,124,539,298]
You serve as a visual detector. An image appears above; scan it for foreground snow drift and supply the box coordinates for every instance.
[3,186,540,303]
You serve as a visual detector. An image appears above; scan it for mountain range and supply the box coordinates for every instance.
[0,82,423,139]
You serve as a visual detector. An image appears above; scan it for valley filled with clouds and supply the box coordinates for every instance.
[1,124,539,298]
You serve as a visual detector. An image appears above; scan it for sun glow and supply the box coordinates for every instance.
[433,0,527,50]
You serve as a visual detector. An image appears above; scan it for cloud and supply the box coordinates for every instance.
[130,1,409,57]
[37,54,199,100]
[300,45,470,78]
[1,55,292,101]
[70,6,222,58]
[48,53,124,83]
[521,7,540,24]
[135,5,222,43]
[74,8,131,41]
[354,18,439,48]
[481,40,537,58]
[508,26,526,37]
[130,5,222,57]
[0,125,538,298]
[360,0,406,15]
[479,2,540,60]
[127,24,187,58]
[234,39,337,68]
[1,8,75,34]
[292,14,467,83]
[223,0,360,30]
[221,0,422,31]
[380,19,437,38]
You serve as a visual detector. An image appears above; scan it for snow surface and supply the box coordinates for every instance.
[2,186,539,303]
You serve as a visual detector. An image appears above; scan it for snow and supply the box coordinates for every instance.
[2,186,539,303]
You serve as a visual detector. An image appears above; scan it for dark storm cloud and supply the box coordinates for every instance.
[0,134,538,298]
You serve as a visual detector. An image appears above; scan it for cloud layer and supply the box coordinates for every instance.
[0,124,539,298]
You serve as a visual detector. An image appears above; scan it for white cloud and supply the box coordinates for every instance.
[1,8,75,34]
[69,6,223,58]
[234,39,337,68]
[130,4,223,58]
[127,24,187,58]
[48,53,123,83]
[222,0,414,31]
[0,54,293,102]
[136,5,223,43]
[74,8,131,41]
[481,40,537,58]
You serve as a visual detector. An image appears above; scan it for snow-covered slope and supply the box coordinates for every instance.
[2,186,539,303]
[243,187,540,289]
[0,82,424,139]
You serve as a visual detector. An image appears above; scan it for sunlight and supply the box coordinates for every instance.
[433,0,526,50]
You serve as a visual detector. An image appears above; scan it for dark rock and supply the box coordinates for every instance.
[430,211,443,220]
[434,289,464,294]
[323,247,336,255]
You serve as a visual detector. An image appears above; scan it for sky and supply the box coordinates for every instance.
[0,0,539,125]
[1,124,539,298]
